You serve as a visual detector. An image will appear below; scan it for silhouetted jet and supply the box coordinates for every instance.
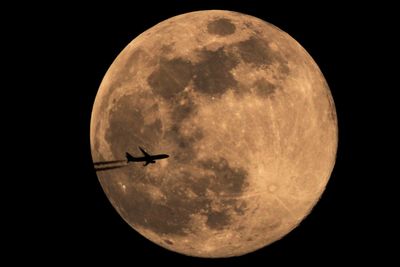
[126,147,169,166]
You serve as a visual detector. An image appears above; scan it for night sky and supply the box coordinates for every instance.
[10,1,392,265]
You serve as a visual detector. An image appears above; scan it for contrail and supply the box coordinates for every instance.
[93,160,127,166]
[93,159,128,172]
[95,164,128,172]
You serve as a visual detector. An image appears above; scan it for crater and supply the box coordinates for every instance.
[207,18,236,36]
[268,184,278,192]
[164,239,174,245]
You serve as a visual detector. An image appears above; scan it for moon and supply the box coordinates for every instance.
[90,10,338,258]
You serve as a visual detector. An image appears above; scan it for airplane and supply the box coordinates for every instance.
[126,147,169,166]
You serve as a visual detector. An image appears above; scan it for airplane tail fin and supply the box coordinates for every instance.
[126,152,136,162]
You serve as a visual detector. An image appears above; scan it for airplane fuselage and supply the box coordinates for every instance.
[129,154,169,162]
[126,147,169,166]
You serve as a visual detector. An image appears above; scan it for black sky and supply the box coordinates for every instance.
[11,1,394,265]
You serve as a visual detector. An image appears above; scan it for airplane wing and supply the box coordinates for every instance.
[143,161,151,166]
[139,147,150,157]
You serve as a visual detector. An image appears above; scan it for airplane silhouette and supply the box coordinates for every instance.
[126,147,169,166]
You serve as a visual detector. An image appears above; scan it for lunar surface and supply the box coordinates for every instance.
[90,10,338,258]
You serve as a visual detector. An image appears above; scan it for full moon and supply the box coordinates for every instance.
[90,10,337,258]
